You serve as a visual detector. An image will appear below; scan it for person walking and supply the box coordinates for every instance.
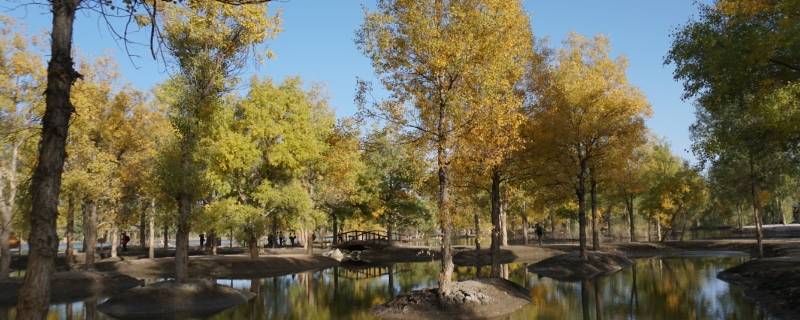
[199,233,205,249]
[534,223,544,246]
[289,231,296,247]
[121,232,131,252]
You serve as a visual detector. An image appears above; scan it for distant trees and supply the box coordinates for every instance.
[523,34,650,259]
[667,0,800,257]
[361,127,430,246]
[199,77,332,259]
[0,18,44,280]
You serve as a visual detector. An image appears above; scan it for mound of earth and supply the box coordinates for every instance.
[453,249,517,266]
[718,257,800,318]
[95,255,338,278]
[98,279,254,319]
[373,278,530,319]
[528,252,633,281]
[0,271,141,305]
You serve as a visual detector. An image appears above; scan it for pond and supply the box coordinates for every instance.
[0,255,773,319]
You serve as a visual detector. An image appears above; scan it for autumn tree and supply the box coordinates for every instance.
[361,125,430,245]
[359,0,538,294]
[525,33,650,259]
[16,0,274,316]
[639,142,707,241]
[200,77,331,258]
[156,1,279,279]
[667,0,800,257]
[0,17,44,279]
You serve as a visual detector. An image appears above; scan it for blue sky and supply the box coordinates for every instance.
[4,0,706,162]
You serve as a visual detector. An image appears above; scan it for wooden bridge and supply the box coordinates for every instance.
[335,230,390,249]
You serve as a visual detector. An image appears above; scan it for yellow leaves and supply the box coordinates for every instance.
[716,0,773,17]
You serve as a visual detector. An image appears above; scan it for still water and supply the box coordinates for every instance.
[2,255,770,319]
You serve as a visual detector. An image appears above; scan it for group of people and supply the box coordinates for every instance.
[198,233,222,248]
[266,231,297,248]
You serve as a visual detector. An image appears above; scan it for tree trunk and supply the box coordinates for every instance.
[627,196,636,242]
[248,233,258,259]
[655,219,662,242]
[305,231,313,255]
[500,199,508,246]
[331,214,338,246]
[163,225,169,249]
[82,201,96,270]
[0,142,20,279]
[211,231,218,255]
[139,203,147,250]
[16,1,81,317]
[436,145,454,297]
[175,196,191,282]
[490,168,502,278]
[576,160,588,260]
[148,200,155,259]
[386,222,394,247]
[473,212,481,250]
[749,157,764,258]
[110,225,118,259]
[736,204,743,230]
[590,173,599,251]
[63,196,75,271]
[522,215,529,245]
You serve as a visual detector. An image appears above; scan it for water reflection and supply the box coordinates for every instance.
[0,256,768,319]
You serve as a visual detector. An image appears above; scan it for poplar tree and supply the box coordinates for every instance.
[358,0,535,295]
[525,34,650,259]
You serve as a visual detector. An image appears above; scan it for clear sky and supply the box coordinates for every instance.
[3,0,707,162]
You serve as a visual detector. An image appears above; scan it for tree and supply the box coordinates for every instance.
[16,0,274,317]
[0,17,45,279]
[358,0,535,295]
[606,142,651,242]
[155,1,279,280]
[524,33,650,259]
[639,142,707,241]
[361,126,430,245]
[667,1,800,257]
[200,77,331,259]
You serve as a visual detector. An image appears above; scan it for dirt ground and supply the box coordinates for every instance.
[95,254,339,278]
[373,278,530,320]
[0,271,141,305]
[97,279,255,318]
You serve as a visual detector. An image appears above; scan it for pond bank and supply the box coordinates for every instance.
[0,271,141,305]
[713,239,800,319]
[95,254,340,278]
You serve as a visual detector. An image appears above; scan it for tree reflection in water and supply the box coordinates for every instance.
[0,255,767,319]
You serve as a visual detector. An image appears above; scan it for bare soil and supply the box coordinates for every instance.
[0,271,142,305]
[527,252,633,281]
[97,279,254,319]
[94,254,339,278]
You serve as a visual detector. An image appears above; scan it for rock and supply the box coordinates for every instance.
[373,278,530,319]
[98,279,254,319]
[322,249,345,262]
[528,252,633,281]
